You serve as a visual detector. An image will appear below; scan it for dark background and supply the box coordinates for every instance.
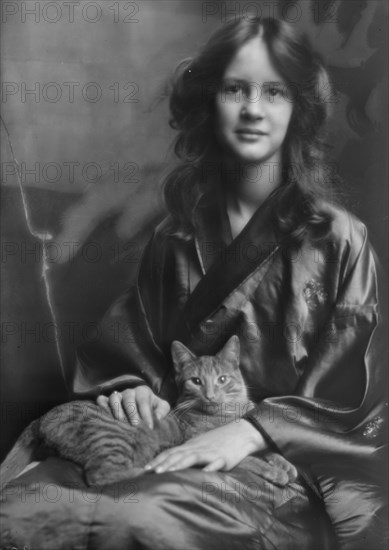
[1,0,388,460]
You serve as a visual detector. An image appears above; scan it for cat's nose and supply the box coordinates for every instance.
[205,394,215,401]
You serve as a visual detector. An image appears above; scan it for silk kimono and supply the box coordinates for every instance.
[1,190,387,550]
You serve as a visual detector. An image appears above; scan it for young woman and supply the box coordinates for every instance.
[3,17,387,550]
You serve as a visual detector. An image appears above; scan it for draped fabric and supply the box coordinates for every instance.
[74,188,388,548]
[1,189,387,550]
[1,455,337,550]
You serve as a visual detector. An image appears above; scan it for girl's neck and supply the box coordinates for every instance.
[221,156,283,218]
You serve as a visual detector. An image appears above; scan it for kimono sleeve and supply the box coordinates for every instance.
[71,231,174,401]
[244,224,388,476]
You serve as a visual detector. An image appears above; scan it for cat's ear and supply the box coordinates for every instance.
[216,335,240,368]
[171,340,196,372]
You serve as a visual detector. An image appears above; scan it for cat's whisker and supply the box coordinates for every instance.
[173,398,202,419]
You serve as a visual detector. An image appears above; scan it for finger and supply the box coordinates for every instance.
[144,448,178,471]
[108,391,125,421]
[121,389,140,426]
[153,448,221,473]
[153,398,171,421]
[96,395,110,412]
[137,395,154,429]
[155,451,202,473]
[203,457,226,472]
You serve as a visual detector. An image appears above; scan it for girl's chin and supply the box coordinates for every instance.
[219,142,277,164]
[218,139,281,165]
[228,150,275,164]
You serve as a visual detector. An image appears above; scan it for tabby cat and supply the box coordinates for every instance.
[1,335,297,487]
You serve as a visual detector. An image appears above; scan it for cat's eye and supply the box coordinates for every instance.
[218,375,228,384]
[190,377,202,385]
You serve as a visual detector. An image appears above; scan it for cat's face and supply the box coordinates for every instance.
[171,335,249,413]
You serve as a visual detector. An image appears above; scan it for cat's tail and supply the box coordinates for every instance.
[0,420,39,487]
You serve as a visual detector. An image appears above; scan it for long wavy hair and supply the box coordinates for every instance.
[163,17,341,241]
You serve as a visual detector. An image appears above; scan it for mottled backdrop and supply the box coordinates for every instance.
[1,0,387,458]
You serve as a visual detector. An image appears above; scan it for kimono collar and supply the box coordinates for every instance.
[192,184,232,274]
[179,182,285,335]
[193,181,281,274]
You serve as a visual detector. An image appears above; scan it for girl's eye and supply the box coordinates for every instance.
[268,86,282,97]
[191,377,202,385]
[218,375,227,384]
[222,83,241,94]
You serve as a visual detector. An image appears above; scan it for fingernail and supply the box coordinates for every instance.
[155,466,164,474]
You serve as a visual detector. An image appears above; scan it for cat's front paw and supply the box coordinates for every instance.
[264,452,298,485]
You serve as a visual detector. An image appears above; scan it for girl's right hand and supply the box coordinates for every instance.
[96,385,171,429]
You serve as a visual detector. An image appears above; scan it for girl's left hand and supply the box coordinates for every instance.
[144,420,266,473]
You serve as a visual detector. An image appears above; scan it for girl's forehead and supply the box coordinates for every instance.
[223,36,285,85]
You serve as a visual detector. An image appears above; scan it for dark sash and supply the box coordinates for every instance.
[177,191,287,337]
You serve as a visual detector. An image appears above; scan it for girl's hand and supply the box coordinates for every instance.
[145,419,266,473]
[96,385,170,428]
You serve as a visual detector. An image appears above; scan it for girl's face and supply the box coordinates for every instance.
[214,36,293,166]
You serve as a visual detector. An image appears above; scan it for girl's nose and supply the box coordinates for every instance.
[241,98,265,120]
[241,85,265,119]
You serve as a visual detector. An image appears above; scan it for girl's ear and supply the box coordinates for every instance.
[216,335,240,368]
[171,340,196,372]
